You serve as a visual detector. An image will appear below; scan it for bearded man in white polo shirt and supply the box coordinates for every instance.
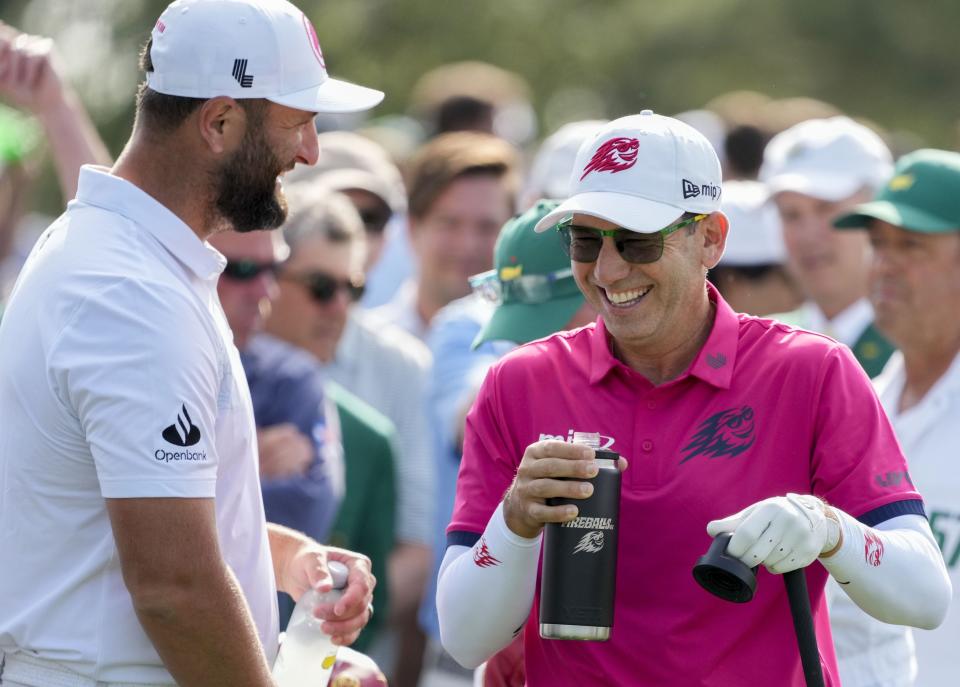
[0,1,383,686]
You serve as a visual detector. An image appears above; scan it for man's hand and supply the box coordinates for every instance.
[279,541,375,647]
[706,493,842,574]
[0,22,111,199]
[0,23,67,115]
[502,440,627,539]
[257,423,313,479]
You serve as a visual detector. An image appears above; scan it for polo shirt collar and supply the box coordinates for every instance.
[588,282,738,389]
[332,310,362,372]
[73,165,226,282]
[802,297,873,347]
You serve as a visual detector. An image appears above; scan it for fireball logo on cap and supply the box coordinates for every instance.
[302,13,326,68]
[580,137,639,181]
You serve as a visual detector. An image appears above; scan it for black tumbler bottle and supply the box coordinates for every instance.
[539,432,622,641]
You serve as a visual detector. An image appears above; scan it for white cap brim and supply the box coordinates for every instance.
[766,171,864,202]
[269,76,384,114]
[533,191,686,234]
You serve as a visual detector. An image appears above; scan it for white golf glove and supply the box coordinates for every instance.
[706,493,841,574]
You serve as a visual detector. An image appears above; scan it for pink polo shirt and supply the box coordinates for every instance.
[449,285,922,687]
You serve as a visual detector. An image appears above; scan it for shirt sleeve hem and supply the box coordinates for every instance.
[100,478,217,499]
[856,498,926,527]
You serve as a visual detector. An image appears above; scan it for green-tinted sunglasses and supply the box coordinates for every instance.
[556,213,706,264]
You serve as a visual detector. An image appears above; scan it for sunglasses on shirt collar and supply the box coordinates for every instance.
[279,271,366,304]
[556,213,707,264]
[222,259,282,281]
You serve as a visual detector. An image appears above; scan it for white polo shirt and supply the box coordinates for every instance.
[0,166,278,684]
[874,351,960,687]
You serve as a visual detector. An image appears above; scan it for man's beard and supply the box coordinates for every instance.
[212,124,289,234]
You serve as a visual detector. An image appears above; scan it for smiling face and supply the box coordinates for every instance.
[570,212,726,360]
[212,102,319,233]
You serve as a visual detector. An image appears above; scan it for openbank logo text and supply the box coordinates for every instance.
[155,448,208,463]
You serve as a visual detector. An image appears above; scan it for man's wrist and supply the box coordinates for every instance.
[819,505,844,558]
[267,522,316,592]
[501,489,541,539]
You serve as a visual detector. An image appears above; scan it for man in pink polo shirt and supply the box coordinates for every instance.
[435,112,951,686]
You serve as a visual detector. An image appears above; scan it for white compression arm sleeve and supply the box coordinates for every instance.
[437,502,541,669]
[821,512,951,629]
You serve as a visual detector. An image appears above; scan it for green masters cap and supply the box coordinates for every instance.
[471,199,584,349]
[834,149,960,233]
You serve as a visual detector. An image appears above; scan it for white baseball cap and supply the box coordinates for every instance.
[760,116,892,202]
[718,181,786,267]
[146,0,384,114]
[288,130,407,214]
[533,110,723,234]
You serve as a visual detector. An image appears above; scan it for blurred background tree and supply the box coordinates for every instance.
[3,0,959,212]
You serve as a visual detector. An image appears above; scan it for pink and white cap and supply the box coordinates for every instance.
[146,0,383,113]
[533,110,723,234]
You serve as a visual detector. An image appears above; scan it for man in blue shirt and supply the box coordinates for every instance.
[210,230,343,548]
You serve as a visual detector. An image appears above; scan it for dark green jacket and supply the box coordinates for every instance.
[326,381,398,652]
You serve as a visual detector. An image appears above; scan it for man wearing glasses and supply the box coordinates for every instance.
[264,182,434,684]
[436,112,950,685]
[210,227,394,654]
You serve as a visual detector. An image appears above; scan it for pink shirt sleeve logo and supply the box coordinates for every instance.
[864,531,885,567]
[473,537,501,568]
[679,405,756,464]
[580,137,639,180]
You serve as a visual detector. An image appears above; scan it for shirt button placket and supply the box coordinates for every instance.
[634,394,659,488]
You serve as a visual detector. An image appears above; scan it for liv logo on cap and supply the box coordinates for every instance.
[580,137,640,181]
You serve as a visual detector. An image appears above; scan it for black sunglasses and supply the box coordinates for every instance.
[222,259,282,281]
[556,214,706,264]
[280,271,365,304]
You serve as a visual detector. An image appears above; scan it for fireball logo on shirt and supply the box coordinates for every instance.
[573,531,605,554]
[679,406,755,464]
[864,531,885,567]
[579,137,640,180]
[473,536,501,568]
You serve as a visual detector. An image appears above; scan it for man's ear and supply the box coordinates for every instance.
[701,211,729,269]
[196,96,246,155]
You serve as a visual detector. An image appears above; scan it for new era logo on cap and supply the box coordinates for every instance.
[682,178,721,200]
[580,137,639,181]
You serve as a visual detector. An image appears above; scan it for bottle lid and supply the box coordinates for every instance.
[328,561,349,590]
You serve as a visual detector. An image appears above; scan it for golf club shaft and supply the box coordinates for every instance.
[783,569,825,687]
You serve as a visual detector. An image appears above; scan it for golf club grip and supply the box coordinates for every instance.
[783,569,825,687]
